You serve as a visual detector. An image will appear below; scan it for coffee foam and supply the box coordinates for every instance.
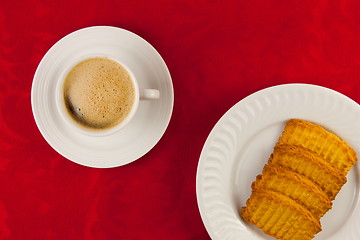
[63,57,135,129]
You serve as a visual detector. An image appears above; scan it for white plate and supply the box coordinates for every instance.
[196,84,360,240]
[31,26,174,168]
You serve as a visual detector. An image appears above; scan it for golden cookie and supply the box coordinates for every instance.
[241,189,321,240]
[269,144,347,200]
[252,164,332,218]
[277,119,357,176]
[241,119,358,240]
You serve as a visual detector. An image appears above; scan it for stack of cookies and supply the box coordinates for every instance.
[241,119,358,240]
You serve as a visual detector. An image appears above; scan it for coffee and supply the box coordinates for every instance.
[63,57,135,130]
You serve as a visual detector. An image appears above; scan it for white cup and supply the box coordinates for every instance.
[55,55,160,137]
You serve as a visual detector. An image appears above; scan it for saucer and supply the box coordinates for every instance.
[31,26,174,168]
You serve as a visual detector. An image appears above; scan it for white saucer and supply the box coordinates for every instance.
[197,84,360,240]
[31,26,174,168]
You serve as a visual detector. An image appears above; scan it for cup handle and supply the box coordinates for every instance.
[140,89,160,100]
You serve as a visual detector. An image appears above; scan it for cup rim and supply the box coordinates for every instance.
[55,54,140,137]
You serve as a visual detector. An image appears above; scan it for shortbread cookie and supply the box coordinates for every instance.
[252,164,332,218]
[269,144,347,200]
[277,119,357,176]
[241,189,321,240]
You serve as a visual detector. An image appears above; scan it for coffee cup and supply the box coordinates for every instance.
[55,55,160,137]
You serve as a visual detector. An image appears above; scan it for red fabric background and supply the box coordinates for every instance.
[1,1,360,239]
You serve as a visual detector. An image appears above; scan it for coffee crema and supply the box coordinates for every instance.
[63,57,135,130]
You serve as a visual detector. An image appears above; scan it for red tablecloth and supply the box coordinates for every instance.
[1,1,360,239]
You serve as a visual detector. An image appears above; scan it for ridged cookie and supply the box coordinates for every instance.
[252,164,332,218]
[277,119,357,176]
[241,189,321,240]
[269,144,346,200]
[241,119,358,240]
